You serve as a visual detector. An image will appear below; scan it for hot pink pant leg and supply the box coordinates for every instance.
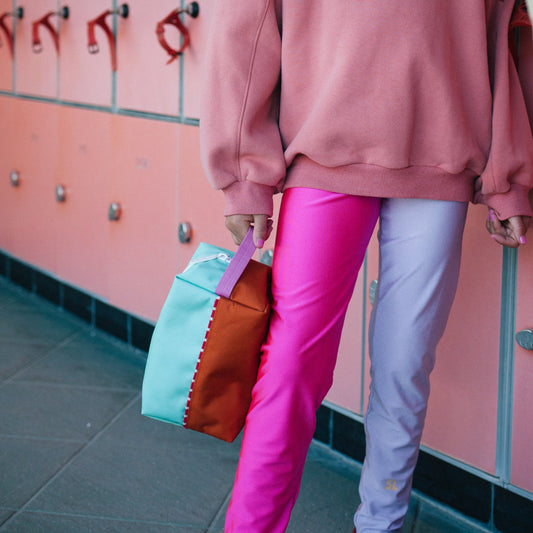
[225,188,381,532]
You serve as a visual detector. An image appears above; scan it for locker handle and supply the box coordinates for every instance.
[87,4,129,72]
[32,7,69,55]
[0,7,24,58]
[156,2,200,65]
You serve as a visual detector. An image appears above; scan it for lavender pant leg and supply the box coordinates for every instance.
[355,198,468,533]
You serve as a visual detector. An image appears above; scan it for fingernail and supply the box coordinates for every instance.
[520,236,527,245]
[491,235,498,241]
[489,210,496,222]
[256,239,264,248]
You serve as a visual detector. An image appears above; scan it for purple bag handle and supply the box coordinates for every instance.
[215,228,256,298]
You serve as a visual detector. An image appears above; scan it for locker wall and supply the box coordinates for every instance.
[0,0,532,511]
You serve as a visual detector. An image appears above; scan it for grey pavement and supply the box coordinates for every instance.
[0,275,494,532]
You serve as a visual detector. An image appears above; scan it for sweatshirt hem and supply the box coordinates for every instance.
[283,156,477,203]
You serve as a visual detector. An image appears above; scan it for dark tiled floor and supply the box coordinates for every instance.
[0,277,494,532]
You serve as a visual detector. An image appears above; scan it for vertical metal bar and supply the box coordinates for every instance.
[12,0,17,93]
[56,0,60,100]
[112,0,117,111]
[495,247,518,484]
[179,0,185,121]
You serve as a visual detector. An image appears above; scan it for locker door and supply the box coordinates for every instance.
[3,99,59,272]
[0,0,16,91]
[422,206,501,474]
[511,241,533,493]
[116,1,183,116]
[0,95,17,249]
[54,106,111,299]
[177,124,233,272]
[107,114,179,322]
[182,0,212,120]
[177,124,282,271]
[15,0,59,98]
[59,0,112,106]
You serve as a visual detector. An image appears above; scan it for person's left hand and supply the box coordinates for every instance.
[486,210,531,248]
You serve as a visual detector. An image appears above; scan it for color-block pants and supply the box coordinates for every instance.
[225,188,469,533]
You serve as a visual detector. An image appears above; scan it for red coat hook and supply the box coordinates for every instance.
[0,7,24,58]
[32,6,69,55]
[156,2,200,65]
[87,4,129,72]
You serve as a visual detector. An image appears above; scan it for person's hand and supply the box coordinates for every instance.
[225,214,273,248]
[486,210,531,248]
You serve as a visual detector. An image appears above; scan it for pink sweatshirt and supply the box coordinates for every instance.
[200,0,533,220]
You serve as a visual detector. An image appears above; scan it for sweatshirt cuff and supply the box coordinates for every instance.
[474,183,533,220]
[223,180,276,217]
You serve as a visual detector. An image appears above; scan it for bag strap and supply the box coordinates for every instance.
[215,228,256,298]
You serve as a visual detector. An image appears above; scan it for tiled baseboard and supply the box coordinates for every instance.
[314,404,533,532]
[0,252,154,353]
[2,250,532,532]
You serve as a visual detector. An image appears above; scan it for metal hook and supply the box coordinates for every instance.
[32,6,70,55]
[0,7,24,57]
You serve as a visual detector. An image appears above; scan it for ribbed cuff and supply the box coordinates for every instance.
[223,180,276,216]
[474,183,533,220]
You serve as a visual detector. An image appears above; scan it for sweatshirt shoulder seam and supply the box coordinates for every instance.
[235,0,272,182]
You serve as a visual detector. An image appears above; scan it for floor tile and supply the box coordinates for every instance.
[101,399,242,456]
[26,438,238,527]
[1,512,210,532]
[14,332,146,390]
[0,382,136,441]
[288,444,360,533]
[0,306,81,345]
[0,342,52,381]
[412,499,489,533]
[0,509,15,526]
[0,437,82,509]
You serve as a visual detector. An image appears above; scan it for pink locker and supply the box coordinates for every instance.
[178,124,281,271]
[0,0,16,91]
[15,0,59,98]
[53,106,111,299]
[511,241,533,493]
[59,0,113,106]
[422,205,501,474]
[182,0,212,120]
[106,114,180,322]
[116,1,188,116]
[177,124,234,272]
[1,98,59,273]
[0,95,16,247]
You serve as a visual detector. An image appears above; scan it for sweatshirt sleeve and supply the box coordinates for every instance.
[474,0,533,220]
[199,0,285,217]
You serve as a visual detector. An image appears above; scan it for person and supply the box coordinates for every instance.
[200,1,533,531]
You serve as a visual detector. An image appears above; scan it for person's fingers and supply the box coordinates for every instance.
[505,216,529,245]
[487,213,531,248]
[252,214,269,248]
[225,214,253,245]
[491,232,520,248]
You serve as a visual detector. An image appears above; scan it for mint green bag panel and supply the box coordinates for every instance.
[141,243,235,425]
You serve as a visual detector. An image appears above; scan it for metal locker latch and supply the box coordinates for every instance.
[516,330,533,351]
[179,222,192,243]
[55,184,67,202]
[10,170,20,187]
[108,202,122,221]
[369,279,378,305]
